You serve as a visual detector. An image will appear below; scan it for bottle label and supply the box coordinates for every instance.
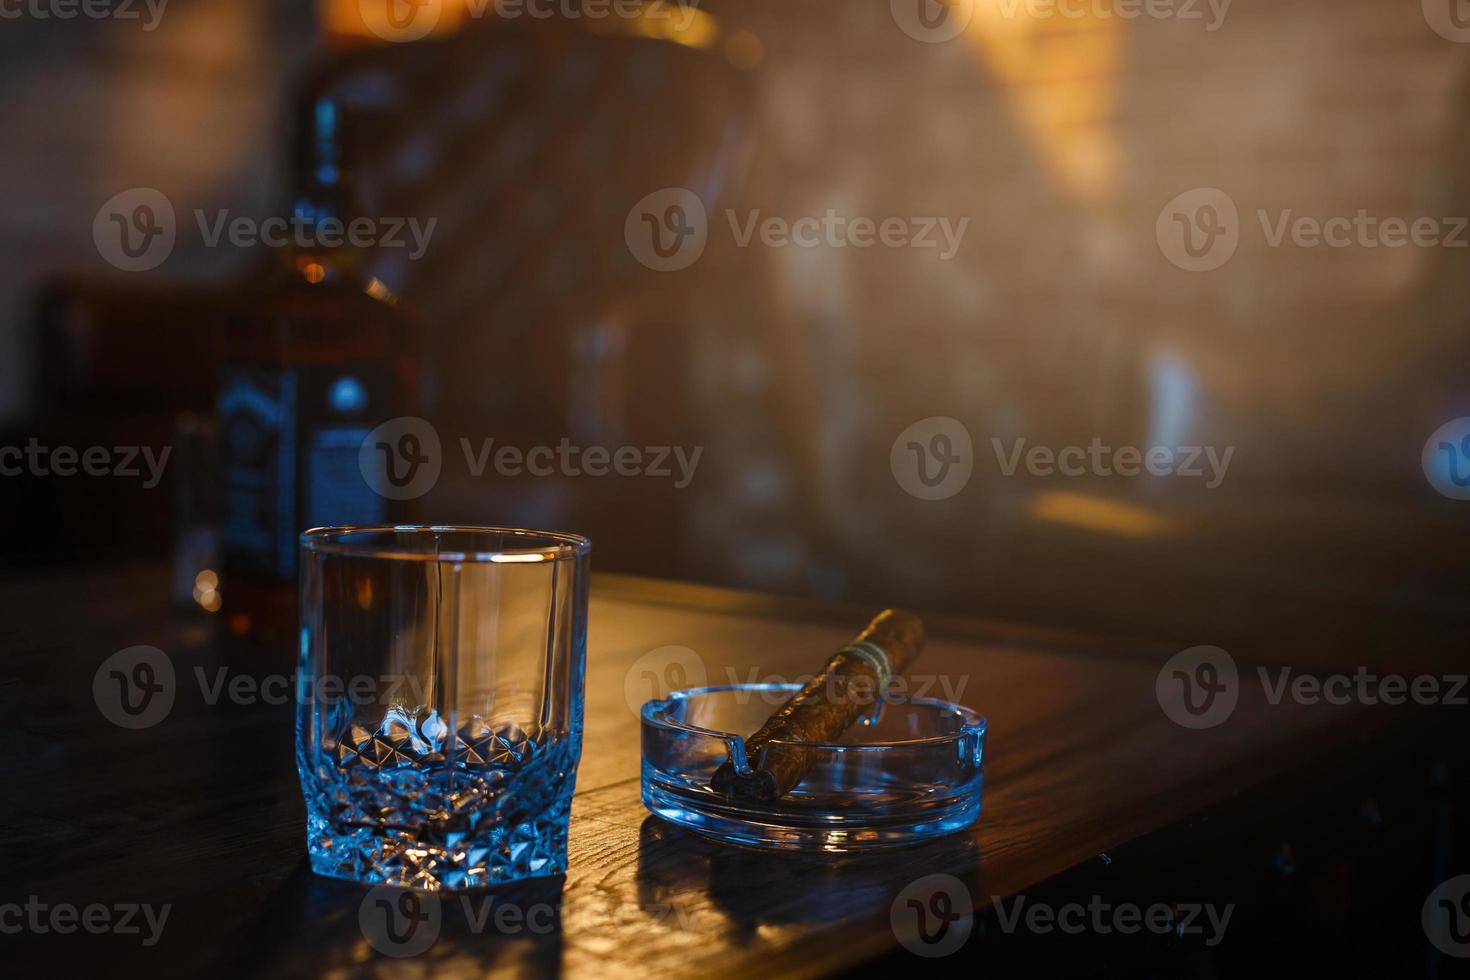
[220,365,392,581]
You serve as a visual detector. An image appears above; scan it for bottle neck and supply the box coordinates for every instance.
[283,96,364,282]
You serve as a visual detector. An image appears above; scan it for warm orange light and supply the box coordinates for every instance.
[724,30,764,70]
[582,2,718,48]
[319,0,716,47]
[963,0,1122,201]
[302,261,327,284]
[193,569,222,613]
[365,277,398,304]
[1028,491,1173,538]
[320,0,471,44]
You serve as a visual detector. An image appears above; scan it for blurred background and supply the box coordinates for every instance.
[2,0,1468,665]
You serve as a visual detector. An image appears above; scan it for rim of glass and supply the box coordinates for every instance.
[301,525,592,563]
[642,683,987,750]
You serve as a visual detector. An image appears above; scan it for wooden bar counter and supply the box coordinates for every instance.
[3,564,1455,977]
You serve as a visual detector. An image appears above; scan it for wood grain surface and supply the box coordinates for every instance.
[1,563,1416,978]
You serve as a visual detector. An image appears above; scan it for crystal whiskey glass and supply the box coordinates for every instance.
[297,525,589,890]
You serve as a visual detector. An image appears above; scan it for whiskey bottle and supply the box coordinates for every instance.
[217,86,418,653]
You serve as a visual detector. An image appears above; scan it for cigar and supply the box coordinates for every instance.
[711,609,926,803]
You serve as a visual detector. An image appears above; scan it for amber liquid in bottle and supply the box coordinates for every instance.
[217,94,417,657]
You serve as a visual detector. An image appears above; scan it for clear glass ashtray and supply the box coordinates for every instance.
[641,683,986,851]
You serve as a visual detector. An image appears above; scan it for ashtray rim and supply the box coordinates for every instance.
[641,682,987,750]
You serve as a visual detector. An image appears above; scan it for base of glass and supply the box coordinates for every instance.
[305,807,570,891]
[642,780,981,852]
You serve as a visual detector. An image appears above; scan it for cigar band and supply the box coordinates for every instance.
[841,640,893,691]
